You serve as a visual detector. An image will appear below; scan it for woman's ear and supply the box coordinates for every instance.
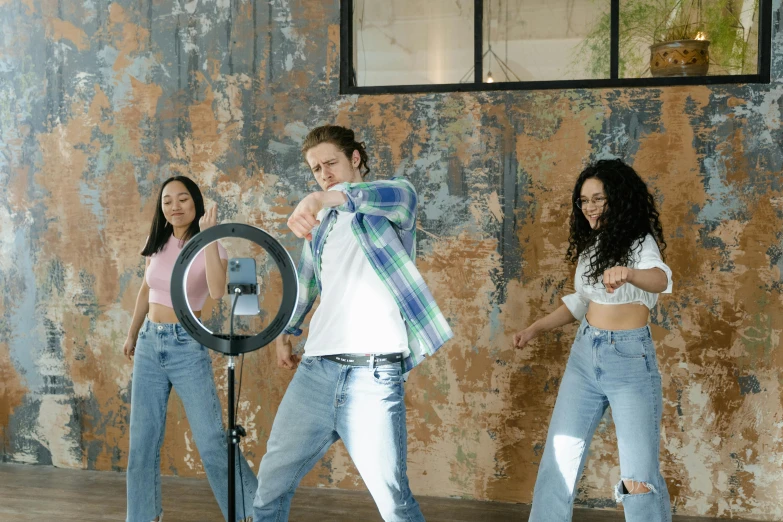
[352,149,361,167]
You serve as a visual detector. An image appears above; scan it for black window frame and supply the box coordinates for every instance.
[340,0,773,95]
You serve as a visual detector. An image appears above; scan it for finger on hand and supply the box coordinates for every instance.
[297,215,318,233]
[296,212,318,228]
[287,218,302,237]
[282,356,297,370]
[295,227,310,240]
[288,219,309,239]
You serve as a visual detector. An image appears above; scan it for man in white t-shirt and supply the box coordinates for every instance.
[252,125,453,522]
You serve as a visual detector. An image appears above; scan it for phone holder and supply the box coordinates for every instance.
[228,283,259,295]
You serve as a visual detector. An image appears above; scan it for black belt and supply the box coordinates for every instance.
[322,353,405,370]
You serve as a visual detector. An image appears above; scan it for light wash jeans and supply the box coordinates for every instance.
[126,318,257,521]
[253,356,424,522]
[529,319,672,522]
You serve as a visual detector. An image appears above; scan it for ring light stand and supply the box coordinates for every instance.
[171,223,298,522]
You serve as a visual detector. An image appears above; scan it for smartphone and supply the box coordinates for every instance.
[228,258,261,315]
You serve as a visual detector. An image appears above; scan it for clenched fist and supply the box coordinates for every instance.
[603,266,633,293]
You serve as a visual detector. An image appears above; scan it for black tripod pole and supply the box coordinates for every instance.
[227,355,236,522]
[169,229,299,522]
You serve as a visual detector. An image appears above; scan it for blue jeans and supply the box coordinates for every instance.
[529,319,672,522]
[126,319,257,521]
[253,356,424,522]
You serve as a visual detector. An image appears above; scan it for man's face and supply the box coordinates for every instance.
[305,142,363,191]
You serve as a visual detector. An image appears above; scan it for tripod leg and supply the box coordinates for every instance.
[228,358,236,522]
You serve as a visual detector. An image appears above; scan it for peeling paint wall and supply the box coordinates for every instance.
[1,0,782,519]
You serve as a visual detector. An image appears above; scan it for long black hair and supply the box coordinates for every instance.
[140,176,205,257]
[566,159,666,284]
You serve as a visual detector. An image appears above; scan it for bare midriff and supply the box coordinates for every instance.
[148,303,201,324]
[585,302,649,330]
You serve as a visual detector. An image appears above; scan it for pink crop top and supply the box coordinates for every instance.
[146,235,228,311]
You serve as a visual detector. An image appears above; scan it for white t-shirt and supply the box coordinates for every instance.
[562,234,673,321]
[303,210,409,357]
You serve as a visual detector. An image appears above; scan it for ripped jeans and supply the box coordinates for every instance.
[528,319,672,522]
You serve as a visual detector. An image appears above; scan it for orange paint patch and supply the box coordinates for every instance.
[46,18,90,51]
[0,342,28,450]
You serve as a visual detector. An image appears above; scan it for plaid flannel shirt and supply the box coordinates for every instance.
[284,177,453,371]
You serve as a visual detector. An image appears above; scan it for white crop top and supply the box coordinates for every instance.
[562,234,672,321]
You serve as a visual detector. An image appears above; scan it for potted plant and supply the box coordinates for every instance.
[649,1,711,77]
[575,0,759,79]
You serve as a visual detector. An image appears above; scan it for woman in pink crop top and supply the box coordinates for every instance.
[514,160,674,522]
[122,176,256,522]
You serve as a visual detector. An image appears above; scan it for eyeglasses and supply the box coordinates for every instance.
[575,195,607,209]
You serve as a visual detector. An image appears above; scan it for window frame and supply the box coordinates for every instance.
[339,0,773,95]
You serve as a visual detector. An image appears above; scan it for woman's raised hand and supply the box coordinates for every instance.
[199,204,218,231]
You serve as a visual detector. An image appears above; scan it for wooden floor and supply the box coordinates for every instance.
[0,462,763,522]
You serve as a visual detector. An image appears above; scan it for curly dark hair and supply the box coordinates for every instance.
[566,159,666,284]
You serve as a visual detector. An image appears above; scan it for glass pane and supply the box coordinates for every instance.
[618,0,760,78]
[482,0,612,83]
[353,0,474,86]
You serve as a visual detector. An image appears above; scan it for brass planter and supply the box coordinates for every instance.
[650,39,710,77]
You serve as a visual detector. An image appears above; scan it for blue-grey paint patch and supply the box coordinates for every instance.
[697,154,745,224]
[118,268,140,300]
[487,304,505,355]
[79,181,106,232]
[9,228,44,391]
[74,269,102,328]
[768,234,783,286]
[6,396,52,465]
[676,388,684,417]
[596,90,663,163]
[41,318,77,394]
[268,139,297,156]
[497,146,522,304]
[80,390,129,471]
[736,373,762,395]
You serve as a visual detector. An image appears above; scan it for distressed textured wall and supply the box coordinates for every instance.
[1,0,782,519]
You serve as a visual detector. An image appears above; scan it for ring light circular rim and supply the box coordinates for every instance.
[170,223,299,355]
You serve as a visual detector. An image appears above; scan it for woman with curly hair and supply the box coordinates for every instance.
[514,159,673,522]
